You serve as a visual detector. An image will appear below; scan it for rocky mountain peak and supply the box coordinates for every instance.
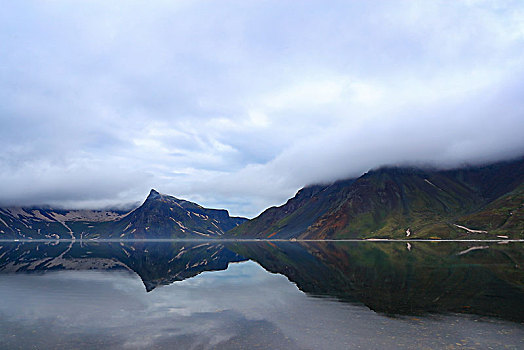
[147,189,161,200]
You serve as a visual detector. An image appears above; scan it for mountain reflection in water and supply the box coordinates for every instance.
[0,240,523,349]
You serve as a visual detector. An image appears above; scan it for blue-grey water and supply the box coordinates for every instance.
[0,240,523,349]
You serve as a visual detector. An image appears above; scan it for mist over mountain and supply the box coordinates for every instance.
[229,157,524,239]
[1,1,524,217]
[1,157,521,241]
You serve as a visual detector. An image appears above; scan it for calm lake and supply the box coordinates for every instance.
[0,240,523,349]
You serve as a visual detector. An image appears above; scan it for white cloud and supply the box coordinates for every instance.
[0,0,523,217]
[261,79,347,110]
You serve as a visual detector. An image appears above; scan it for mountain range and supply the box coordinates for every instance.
[0,157,522,240]
[230,157,524,239]
[0,189,246,240]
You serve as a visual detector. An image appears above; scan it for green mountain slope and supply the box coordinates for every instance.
[229,158,524,239]
[228,179,355,239]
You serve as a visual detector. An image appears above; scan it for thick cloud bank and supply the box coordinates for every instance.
[1,1,523,217]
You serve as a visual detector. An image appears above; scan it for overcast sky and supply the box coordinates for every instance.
[1,1,524,217]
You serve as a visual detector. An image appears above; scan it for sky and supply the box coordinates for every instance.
[1,0,524,217]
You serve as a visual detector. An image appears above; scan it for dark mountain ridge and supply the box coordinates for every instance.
[107,189,246,239]
[0,189,247,240]
[229,157,524,239]
[1,157,522,240]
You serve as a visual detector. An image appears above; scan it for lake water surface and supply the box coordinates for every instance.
[0,240,523,349]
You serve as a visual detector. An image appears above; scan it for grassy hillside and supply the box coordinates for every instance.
[229,158,524,239]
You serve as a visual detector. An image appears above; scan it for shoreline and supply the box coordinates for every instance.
[1,238,523,243]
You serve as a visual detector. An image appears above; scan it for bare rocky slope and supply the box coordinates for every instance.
[0,189,246,240]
